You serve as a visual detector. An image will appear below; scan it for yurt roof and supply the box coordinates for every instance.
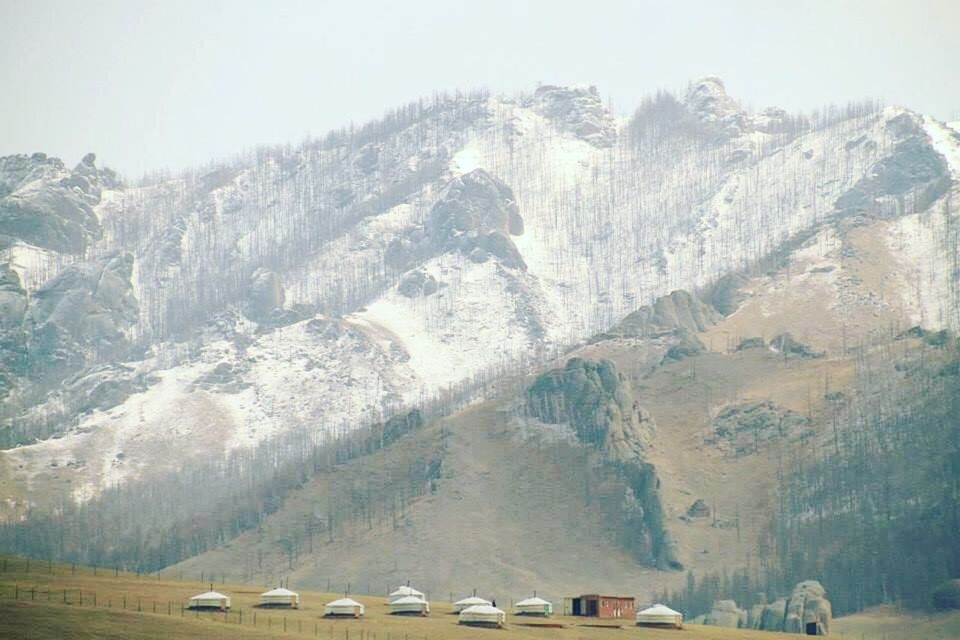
[516,596,551,606]
[454,596,491,606]
[191,591,228,600]
[638,604,681,616]
[390,586,424,597]
[327,598,363,607]
[391,595,428,605]
[261,587,298,597]
[461,604,505,615]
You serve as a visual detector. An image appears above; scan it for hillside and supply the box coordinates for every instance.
[1,76,960,629]
[3,80,957,506]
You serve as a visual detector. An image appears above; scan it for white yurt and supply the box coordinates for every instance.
[514,596,553,616]
[388,585,426,602]
[188,591,231,610]
[459,604,506,628]
[324,597,365,618]
[389,595,430,616]
[258,587,300,608]
[636,603,683,629]
[453,596,492,613]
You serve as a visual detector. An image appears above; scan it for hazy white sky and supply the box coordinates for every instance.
[2,0,957,178]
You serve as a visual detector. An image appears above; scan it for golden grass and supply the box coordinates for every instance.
[0,556,799,640]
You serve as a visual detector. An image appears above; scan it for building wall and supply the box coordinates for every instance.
[597,597,635,619]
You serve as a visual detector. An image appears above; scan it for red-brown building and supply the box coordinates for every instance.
[564,595,635,619]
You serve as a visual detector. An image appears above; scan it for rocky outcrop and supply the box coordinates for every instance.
[531,85,617,147]
[527,357,652,455]
[424,169,526,270]
[709,400,811,456]
[615,290,720,338]
[684,77,752,140]
[0,152,112,254]
[835,112,950,219]
[528,358,680,570]
[26,252,138,381]
[701,581,831,635]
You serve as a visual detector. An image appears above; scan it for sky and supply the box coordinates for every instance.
[1,0,958,179]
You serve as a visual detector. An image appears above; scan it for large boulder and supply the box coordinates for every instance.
[397,270,439,298]
[754,581,831,635]
[784,581,831,635]
[703,600,745,628]
[244,268,285,322]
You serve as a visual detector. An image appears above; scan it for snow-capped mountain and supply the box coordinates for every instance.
[1,77,958,506]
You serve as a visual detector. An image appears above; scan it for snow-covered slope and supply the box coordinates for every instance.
[2,80,958,504]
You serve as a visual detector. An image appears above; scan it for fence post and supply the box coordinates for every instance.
[63,589,67,604]
[94,592,97,607]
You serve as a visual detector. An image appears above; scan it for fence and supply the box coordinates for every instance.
[0,556,447,639]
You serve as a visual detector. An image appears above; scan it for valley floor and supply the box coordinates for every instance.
[832,604,960,640]
[0,556,799,640]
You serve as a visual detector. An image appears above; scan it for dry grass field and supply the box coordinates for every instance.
[0,556,804,640]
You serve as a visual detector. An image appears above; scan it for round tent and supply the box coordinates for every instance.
[324,597,365,618]
[453,596,492,613]
[514,596,552,616]
[388,585,425,602]
[459,604,506,628]
[188,591,231,610]
[389,595,430,616]
[636,603,683,629]
[258,587,300,608]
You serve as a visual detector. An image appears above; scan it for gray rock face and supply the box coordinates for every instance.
[528,358,680,570]
[615,290,720,338]
[244,268,285,322]
[527,357,652,455]
[0,265,27,330]
[0,152,109,254]
[26,252,138,380]
[531,84,617,147]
